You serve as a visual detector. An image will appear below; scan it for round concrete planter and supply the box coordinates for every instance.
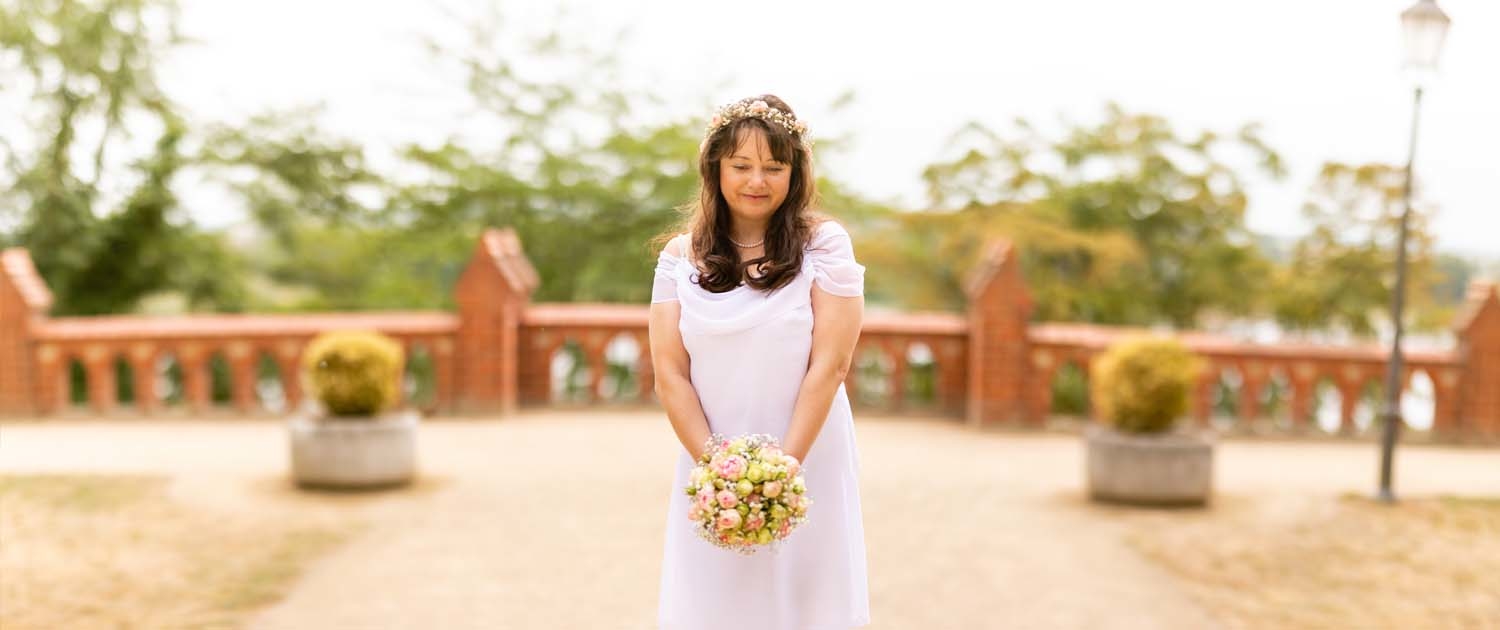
[1085,424,1214,506]
[288,409,419,489]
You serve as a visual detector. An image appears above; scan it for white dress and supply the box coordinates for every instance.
[652,220,872,630]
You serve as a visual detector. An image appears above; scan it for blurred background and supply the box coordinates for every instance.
[4,3,1500,629]
[2,0,1496,327]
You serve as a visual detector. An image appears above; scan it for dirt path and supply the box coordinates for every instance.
[3,411,1495,629]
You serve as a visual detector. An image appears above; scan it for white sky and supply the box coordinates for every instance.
[92,0,1500,257]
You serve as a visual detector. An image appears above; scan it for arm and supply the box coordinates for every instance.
[782,285,864,463]
[649,238,713,462]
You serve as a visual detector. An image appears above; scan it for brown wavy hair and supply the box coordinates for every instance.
[664,94,819,294]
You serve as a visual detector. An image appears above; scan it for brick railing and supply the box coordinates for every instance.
[3,230,1497,439]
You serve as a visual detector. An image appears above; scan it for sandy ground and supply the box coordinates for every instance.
[2,410,1496,629]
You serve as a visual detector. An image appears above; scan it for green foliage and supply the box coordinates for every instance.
[300,330,404,417]
[1272,162,1445,335]
[2,0,1481,344]
[0,0,244,315]
[1091,337,1202,434]
[197,109,384,246]
[381,15,703,304]
[1050,362,1090,416]
[898,105,1282,327]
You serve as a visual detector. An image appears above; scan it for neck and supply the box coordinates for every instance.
[728,217,768,246]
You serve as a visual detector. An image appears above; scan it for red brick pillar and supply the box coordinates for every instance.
[1192,371,1216,427]
[84,346,116,414]
[1238,363,1265,422]
[1454,282,1500,438]
[585,331,606,403]
[179,345,209,412]
[1430,367,1460,434]
[129,344,158,414]
[0,249,54,416]
[1288,362,1318,430]
[276,340,303,412]
[226,342,257,413]
[887,340,907,411]
[33,344,63,414]
[454,228,538,414]
[936,339,966,414]
[1288,377,1313,430]
[635,331,654,402]
[965,240,1035,427]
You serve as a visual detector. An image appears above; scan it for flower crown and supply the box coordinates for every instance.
[704,98,809,141]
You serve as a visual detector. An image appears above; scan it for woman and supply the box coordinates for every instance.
[650,94,871,630]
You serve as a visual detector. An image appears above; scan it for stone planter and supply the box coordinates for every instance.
[288,409,419,489]
[1085,424,1213,506]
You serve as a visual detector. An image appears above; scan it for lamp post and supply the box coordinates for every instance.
[1378,0,1451,504]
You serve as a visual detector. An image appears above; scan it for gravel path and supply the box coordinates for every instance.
[3,411,1495,629]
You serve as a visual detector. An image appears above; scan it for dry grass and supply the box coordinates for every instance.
[1122,493,1500,630]
[0,473,363,630]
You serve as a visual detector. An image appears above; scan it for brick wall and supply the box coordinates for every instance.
[1456,282,1500,436]
[1,230,1493,443]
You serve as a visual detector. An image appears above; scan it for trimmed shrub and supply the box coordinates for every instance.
[301,330,404,417]
[1091,336,1201,433]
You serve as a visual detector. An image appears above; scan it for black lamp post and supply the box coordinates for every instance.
[1378,0,1451,504]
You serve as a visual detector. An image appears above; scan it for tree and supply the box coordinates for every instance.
[0,0,243,314]
[1272,162,1443,336]
[903,104,1284,326]
[376,11,709,305]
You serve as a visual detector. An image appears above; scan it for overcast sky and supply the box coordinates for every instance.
[144,0,1500,257]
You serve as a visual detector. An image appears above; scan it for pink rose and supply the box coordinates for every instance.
[710,114,723,127]
[762,481,783,498]
[778,521,791,537]
[695,490,715,511]
[715,509,742,531]
[713,455,748,480]
[745,512,766,531]
[688,505,705,522]
[749,100,770,113]
[715,489,738,509]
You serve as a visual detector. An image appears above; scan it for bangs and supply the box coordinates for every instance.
[721,120,799,164]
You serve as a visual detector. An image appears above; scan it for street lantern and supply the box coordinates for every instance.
[1401,0,1452,71]
[1378,0,1450,504]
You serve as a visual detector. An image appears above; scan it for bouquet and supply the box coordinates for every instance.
[685,433,811,555]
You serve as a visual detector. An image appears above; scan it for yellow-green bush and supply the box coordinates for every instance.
[1090,336,1201,433]
[301,330,404,417]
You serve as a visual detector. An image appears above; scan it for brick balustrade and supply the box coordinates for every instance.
[2,229,1497,440]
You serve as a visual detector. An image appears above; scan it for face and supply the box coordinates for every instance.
[718,128,791,224]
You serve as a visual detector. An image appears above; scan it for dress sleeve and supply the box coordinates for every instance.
[651,235,686,303]
[807,221,865,297]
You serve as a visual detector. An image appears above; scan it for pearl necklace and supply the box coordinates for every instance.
[728,235,765,248]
